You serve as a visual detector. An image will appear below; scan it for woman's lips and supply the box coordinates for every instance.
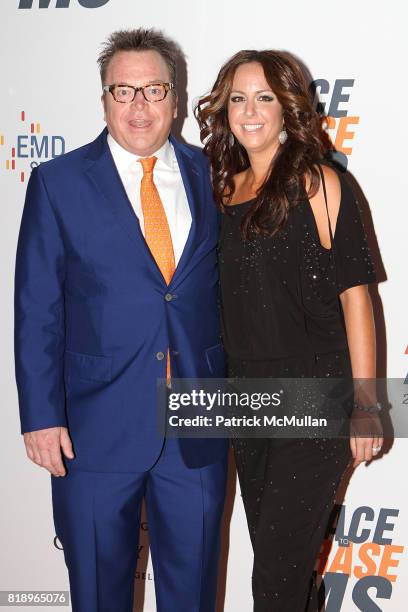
[242,124,264,132]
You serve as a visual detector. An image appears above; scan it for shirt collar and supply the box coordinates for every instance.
[107,132,175,173]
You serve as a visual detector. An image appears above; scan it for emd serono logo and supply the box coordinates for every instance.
[1,110,65,183]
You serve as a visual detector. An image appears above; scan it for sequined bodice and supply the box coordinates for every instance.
[218,172,376,366]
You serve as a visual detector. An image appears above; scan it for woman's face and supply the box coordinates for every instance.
[227,61,284,159]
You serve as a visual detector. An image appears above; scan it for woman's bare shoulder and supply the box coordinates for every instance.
[305,164,340,194]
[307,164,341,248]
[319,164,341,195]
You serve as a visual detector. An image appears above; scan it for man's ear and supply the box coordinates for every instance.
[101,95,107,122]
[173,93,178,119]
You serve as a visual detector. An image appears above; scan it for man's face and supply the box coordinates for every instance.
[102,50,177,156]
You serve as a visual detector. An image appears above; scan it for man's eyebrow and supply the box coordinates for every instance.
[114,80,167,86]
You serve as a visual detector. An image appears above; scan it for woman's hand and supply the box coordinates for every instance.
[350,408,384,467]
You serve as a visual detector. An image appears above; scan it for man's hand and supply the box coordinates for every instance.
[23,427,74,477]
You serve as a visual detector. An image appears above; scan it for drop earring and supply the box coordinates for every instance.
[228,132,235,147]
[278,125,288,144]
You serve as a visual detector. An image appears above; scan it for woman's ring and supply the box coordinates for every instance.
[372,446,382,454]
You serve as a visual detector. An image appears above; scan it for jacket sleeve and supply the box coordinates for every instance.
[14,166,67,434]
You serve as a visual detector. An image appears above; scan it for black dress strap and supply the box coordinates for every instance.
[317,164,339,292]
[317,164,334,247]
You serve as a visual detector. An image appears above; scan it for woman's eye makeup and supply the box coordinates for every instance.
[229,92,275,103]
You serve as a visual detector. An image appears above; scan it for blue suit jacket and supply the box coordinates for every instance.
[15,129,228,471]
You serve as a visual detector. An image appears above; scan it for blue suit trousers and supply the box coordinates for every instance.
[51,438,227,612]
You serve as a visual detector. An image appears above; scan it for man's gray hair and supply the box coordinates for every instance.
[97,28,182,86]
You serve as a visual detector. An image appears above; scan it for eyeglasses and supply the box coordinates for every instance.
[103,82,174,103]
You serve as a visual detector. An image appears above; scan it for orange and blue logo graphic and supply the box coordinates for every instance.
[0,110,65,183]
[319,504,404,610]
[311,79,360,170]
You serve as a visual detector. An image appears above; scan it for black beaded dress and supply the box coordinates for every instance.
[218,167,376,612]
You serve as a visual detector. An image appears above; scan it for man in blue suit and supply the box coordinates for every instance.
[15,28,227,612]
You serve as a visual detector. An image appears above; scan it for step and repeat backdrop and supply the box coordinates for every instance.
[1,1,407,611]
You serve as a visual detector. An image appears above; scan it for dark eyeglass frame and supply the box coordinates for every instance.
[102,82,174,103]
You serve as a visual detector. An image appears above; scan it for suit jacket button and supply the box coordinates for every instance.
[156,351,165,361]
[165,293,173,302]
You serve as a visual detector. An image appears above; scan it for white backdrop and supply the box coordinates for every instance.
[1,1,407,611]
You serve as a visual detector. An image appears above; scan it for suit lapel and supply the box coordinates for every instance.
[84,130,208,289]
[169,136,206,288]
[84,129,164,283]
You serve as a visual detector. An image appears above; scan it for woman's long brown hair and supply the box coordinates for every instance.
[195,50,332,239]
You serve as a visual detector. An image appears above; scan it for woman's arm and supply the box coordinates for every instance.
[340,285,383,466]
[310,166,383,467]
[340,285,376,378]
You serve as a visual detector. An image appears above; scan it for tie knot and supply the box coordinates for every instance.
[139,156,157,174]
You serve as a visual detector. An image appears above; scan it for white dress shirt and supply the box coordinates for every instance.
[107,133,192,266]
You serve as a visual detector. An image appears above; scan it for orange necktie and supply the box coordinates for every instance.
[139,156,175,380]
[139,156,175,284]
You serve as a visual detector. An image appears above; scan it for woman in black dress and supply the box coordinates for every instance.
[196,51,383,611]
